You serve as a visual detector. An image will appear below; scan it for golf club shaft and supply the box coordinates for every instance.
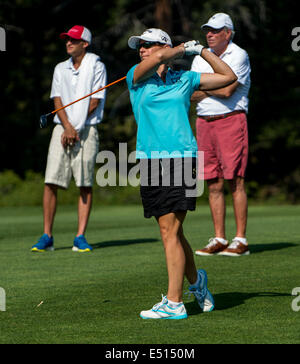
[50,76,126,115]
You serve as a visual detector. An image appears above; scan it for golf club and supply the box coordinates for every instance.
[39,76,127,128]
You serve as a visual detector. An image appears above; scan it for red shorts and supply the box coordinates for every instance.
[196,112,248,180]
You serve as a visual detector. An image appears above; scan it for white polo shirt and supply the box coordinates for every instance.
[50,52,107,131]
[191,41,251,115]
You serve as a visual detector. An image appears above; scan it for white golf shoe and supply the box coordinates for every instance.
[140,295,188,320]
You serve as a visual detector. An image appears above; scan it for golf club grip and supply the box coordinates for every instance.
[51,76,127,115]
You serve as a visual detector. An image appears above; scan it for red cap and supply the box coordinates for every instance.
[59,25,92,44]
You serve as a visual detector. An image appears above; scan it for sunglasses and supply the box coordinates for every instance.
[137,41,164,50]
[202,27,225,35]
[64,36,83,44]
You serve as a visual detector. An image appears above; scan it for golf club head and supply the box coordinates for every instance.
[39,114,50,128]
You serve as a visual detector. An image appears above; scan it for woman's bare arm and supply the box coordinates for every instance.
[133,45,185,84]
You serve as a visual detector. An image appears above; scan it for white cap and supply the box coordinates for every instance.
[201,13,234,30]
[128,28,172,49]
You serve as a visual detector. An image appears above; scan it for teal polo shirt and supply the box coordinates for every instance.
[126,65,201,159]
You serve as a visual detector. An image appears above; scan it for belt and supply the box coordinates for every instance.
[198,110,246,122]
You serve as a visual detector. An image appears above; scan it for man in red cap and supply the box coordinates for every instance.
[32,25,107,253]
[60,25,92,45]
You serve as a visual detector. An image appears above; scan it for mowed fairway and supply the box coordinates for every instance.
[0,204,299,344]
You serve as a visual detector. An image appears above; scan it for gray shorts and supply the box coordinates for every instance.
[45,124,99,188]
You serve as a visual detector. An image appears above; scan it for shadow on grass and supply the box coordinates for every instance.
[55,238,159,251]
[91,238,159,249]
[186,291,291,316]
[249,242,297,254]
[55,240,296,252]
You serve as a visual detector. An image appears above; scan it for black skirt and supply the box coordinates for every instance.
[139,157,197,218]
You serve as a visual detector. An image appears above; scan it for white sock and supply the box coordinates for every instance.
[167,299,183,308]
[215,237,227,245]
[234,237,247,245]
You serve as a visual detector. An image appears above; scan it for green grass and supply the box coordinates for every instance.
[0,204,299,344]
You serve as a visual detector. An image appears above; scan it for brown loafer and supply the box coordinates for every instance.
[218,239,250,256]
[195,238,228,256]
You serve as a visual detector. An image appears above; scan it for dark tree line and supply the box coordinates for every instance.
[1,0,299,201]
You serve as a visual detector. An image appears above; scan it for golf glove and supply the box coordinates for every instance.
[184,40,204,56]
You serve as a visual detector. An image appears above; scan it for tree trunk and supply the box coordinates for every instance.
[155,0,172,34]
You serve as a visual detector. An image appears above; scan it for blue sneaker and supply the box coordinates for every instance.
[72,235,93,252]
[140,295,188,320]
[188,269,214,312]
[32,234,54,252]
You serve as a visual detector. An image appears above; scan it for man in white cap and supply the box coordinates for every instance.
[191,13,251,257]
[32,25,107,253]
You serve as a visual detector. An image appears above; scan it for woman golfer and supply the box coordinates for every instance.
[126,28,237,319]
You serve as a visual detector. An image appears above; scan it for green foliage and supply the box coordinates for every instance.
[0,170,43,206]
[0,169,142,206]
[0,168,298,207]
